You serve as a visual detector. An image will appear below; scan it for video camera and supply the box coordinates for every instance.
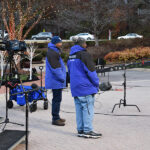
[0,40,27,52]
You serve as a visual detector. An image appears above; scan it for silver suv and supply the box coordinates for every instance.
[31,32,53,40]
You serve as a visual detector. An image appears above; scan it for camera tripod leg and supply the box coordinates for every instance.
[0,119,24,131]
[9,121,24,126]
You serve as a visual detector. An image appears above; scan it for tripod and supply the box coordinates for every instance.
[112,66,141,113]
[0,51,24,131]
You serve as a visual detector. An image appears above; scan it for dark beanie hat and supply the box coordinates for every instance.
[51,36,62,45]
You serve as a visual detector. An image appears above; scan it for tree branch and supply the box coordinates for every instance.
[23,12,43,40]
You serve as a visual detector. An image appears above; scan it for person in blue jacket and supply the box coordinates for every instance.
[67,38,102,138]
[45,36,66,126]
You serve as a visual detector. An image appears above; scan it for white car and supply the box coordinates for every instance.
[117,33,143,40]
[0,30,9,40]
[70,33,95,41]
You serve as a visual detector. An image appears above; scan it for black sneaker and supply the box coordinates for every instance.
[83,131,102,139]
[77,131,84,137]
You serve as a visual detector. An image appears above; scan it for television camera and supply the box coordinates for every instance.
[0,40,27,52]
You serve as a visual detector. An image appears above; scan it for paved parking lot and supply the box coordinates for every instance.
[0,69,150,150]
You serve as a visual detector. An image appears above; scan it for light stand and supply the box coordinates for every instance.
[112,66,141,113]
[39,66,44,89]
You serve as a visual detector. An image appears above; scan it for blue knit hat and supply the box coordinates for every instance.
[51,36,62,45]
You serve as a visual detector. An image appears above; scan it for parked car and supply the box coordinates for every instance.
[117,33,143,40]
[70,33,95,41]
[0,30,8,40]
[31,32,53,40]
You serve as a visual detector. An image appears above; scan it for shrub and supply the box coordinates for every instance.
[41,49,47,57]
[38,43,48,48]
[63,42,74,49]
[35,49,42,54]
[104,47,150,63]
[61,52,69,63]
[33,54,43,62]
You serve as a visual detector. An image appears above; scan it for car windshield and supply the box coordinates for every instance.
[127,33,136,36]
[78,33,88,36]
[39,32,51,35]
[42,33,48,35]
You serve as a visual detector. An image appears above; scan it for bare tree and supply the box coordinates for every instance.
[25,43,38,80]
[0,0,52,40]
[52,0,126,46]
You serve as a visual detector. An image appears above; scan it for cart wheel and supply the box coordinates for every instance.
[7,101,13,109]
[44,100,48,110]
[30,103,37,113]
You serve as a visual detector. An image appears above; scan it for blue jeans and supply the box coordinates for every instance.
[52,89,62,121]
[74,95,95,133]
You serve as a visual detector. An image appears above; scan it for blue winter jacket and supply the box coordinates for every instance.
[45,43,66,89]
[67,45,99,97]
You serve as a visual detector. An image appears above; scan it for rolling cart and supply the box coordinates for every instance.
[8,66,48,112]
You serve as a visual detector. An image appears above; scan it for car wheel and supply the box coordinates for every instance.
[30,102,37,113]
[7,101,13,109]
[47,38,51,41]
[87,37,92,40]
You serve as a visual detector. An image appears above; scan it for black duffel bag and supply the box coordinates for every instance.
[99,82,112,91]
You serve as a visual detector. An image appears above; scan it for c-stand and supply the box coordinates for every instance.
[112,66,141,113]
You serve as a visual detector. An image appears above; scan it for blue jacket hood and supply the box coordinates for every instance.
[48,43,60,53]
[70,45,85,55]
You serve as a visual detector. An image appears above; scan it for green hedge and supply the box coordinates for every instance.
[33,54,43,61]
[61,52,69,63]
